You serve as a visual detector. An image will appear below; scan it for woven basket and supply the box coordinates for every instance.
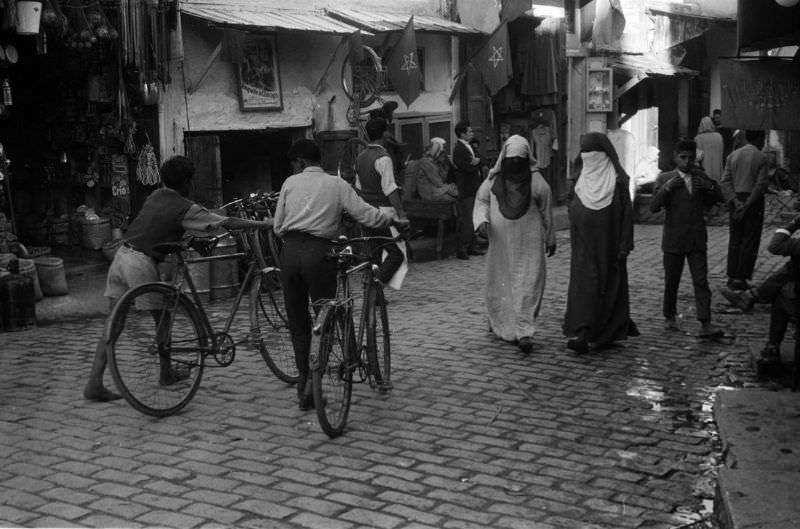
[81,217,112,250]
[101,238,124,261]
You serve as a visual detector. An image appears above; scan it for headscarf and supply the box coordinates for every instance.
[490,135,538,220]
[573,132,628,210]
[426,137,446,159]
[697,116,716,135]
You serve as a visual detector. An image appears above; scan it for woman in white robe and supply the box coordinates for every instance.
[473,135,556,353]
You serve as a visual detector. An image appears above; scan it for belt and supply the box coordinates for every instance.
[124,242,159,260]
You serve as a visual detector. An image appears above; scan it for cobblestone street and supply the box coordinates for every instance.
[0,223,784,529]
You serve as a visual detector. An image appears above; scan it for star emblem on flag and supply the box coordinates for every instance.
[488,46,504,69]
[401,52,418,75]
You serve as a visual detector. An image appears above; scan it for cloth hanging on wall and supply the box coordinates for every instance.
[521,18,560,101]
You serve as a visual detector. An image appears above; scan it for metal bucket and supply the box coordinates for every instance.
[183,248,211,304]
[210,234,239,300]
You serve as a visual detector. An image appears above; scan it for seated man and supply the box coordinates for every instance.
[721,216,800,361]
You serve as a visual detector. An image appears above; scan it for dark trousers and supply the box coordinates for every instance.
[727,193,764,281]
[361,225,404,284]
[756,262,791,302]
[663,250,712,322]
[280,233,337,376]
[769,288,796,345]
[457,194,476,252]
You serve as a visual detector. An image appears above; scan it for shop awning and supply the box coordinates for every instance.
[180,2,366,35]
[325,8,483,35]
[609,54,698,78]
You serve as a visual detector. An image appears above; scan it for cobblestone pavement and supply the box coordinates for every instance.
[0,223,785,529]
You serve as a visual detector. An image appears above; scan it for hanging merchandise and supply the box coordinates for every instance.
[123,121,136,155]
[2,79,12,106]
[136,137,160,186]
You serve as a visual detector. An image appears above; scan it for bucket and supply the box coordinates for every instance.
[183,249,211,304]
[16,1,43,35]
[33,256,68,296]
[18,258,43,301]
[210,234,239,300]
[0,264,36,331]
[82,217,112,250]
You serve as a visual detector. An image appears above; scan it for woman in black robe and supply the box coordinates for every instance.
[563,132,639,353]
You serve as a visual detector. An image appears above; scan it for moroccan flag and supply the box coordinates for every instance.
[500,0,530,22]
[348,29,363,64]
[474,21,512,96]
[386,16,421,107]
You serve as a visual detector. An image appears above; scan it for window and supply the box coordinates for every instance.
[394,114,451,160]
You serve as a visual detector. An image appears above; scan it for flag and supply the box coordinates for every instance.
[579,0,625,47]
[348,30,363,64]
[474,21,512,96]
[386,16,421,107]
[500,0,530,22]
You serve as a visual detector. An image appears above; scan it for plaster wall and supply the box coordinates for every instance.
[161,16,457,157]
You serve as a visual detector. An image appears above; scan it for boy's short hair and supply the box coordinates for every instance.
[675,139,697,154]
[161,156,195,189]
[364,118,388,142]
[287,139,322,163]
[455,121,471,138]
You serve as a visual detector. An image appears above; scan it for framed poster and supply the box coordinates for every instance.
[238,35,282,111]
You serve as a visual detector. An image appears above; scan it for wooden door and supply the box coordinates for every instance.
[185,134,222,208]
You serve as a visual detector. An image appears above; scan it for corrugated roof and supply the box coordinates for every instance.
[325,8,483,34]
[610,54,698,77]
[180,3,366,35]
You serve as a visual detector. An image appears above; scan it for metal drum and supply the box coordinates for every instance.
[210,234,239,300]
[183,248,211,304]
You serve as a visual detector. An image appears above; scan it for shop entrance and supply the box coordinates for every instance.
[185,129,300,209]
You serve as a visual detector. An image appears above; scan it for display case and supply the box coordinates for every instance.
[587,67,613,113]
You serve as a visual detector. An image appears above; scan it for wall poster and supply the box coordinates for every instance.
[238,35,282,111]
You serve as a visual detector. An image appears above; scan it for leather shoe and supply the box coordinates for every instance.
[518,336,533,354]
[760,344,780,362]
[467,248,486,256]
[726,278,750,291]
[719,286,755,312]
[456,251,469,260]
[566,338,588,354]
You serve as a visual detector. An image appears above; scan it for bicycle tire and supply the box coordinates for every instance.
[250,268,298,384]
[107,283,207,417]
[311,303,353,438]
[366,284,391,391]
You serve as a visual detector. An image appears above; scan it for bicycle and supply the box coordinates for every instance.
[106,227,297,417]
[224,192,282,269]
[310,234,400,438]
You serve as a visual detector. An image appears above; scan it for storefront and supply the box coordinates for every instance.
[0,0,175,253]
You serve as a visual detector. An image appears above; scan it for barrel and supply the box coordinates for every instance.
[183,249,211,304]
[81,217,112,250]
[0,266,36,331]
[33,256,68,296]
[210,234,239,300]
[17,258,43,301]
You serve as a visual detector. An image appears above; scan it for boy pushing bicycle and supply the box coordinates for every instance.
[84,155,273,402]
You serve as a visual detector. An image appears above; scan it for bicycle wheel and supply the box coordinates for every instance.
[107,283,207,417]
[311,303,353,438]
[250,268,298,383]
[366,283,391,391]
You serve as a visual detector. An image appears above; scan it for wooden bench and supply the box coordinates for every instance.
[402,199,458,260]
